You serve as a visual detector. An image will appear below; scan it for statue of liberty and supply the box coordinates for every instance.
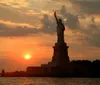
[54,12,65,44]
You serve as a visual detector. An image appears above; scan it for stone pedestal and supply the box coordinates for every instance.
[51,42,70,67]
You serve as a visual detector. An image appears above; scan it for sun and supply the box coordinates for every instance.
[25,54,31,60]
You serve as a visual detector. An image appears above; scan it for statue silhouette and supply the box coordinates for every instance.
[54,12,65,44]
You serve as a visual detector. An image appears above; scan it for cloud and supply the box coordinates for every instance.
[0,2,81,37]
[57,5,100,48]
[70,0,100,14]
[73,16,100,47]
[66,13,80,30]
[0,19,39,37]
[0,3,41,27]
[0,17,56,37]
[0,0,29,8]
[0,25,38,37]
[83,24,100,47]
[1,1,99,49]
[40,5,80,34]
[41,14,56,33]
[60,5,80,30]
[0,20,34,28]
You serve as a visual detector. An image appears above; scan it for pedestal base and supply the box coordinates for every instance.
[49,42,70,67]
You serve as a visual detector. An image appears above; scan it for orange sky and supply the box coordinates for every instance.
[0,0,100,71]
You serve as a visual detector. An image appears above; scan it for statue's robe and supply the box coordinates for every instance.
[57,21,65,44]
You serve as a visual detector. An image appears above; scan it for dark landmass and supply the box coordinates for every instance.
[1,60,100,78]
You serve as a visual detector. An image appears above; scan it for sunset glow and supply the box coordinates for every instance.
[25,54,31,60]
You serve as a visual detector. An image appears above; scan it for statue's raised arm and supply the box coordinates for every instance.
[54,12,59,24]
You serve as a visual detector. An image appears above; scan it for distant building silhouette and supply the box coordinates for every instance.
[1,70,5,76]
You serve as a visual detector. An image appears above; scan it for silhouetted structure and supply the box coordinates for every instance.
[1,60,100,77]
[1,70,5,76]
[44,12,70,67]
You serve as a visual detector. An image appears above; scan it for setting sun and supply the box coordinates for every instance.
[25,54,31,60]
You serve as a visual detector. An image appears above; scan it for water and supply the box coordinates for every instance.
[0,77,100,85]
